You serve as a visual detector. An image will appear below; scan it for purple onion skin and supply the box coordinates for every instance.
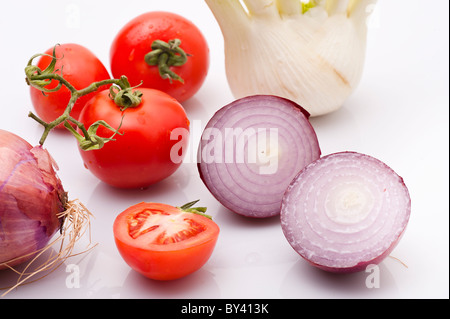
[281,152,411,274]
[0,129,66,270]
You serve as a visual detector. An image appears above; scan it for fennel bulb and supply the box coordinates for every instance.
[206,0,377,117]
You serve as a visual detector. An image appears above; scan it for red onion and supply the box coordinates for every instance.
[280,152,411,273]
[198,95,321,218]
[0,129,66,270]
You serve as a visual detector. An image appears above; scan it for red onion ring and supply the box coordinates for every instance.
[280,152,411,273]
[198,95,321,218]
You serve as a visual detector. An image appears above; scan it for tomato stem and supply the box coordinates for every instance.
[25,45,143,150]
[144,39,189,84]
[179,200,212,220]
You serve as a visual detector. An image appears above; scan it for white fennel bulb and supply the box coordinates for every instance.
[205,0,377,117]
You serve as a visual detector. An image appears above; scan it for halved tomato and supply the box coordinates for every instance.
[113,201,220,281]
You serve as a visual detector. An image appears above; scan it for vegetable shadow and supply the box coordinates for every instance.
[0,248,85,298]
[119,267,221,299]
[309,103,363,155]
[181,96,208,115]
[279,258,400,298]
[87,163,193,212]
[215,204,282,229]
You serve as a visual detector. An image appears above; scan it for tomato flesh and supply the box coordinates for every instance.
[113,203,220,281]
[127,209,206,243]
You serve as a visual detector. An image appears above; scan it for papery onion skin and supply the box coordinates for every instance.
[280,152,411,273]
[0,129,66,270]
[198,95,321,218]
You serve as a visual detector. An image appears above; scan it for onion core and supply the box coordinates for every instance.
[280,152,411,273]
[198,95,321,218]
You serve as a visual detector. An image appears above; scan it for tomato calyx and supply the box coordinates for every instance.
[178,200,212,220]
[108,77,143,111]
[144,39,190,84]
[25,46,64,94]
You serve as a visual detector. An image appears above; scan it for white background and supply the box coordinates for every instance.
[0,0,448,299]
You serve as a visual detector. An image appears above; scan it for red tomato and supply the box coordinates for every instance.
[30,43,111,126]
[110,11,210,103]
[113,202,220,281]
[77,88,190,189]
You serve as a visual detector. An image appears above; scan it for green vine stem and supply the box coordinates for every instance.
[178,200,212,220]
[144,39,190,84]
[25,45,143,151]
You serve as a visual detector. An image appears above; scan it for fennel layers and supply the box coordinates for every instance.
[206,0,377,117]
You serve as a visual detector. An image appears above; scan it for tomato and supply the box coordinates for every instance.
[77,88,190,189]
[113,202,220,281]
[30,43,111,126]
[110,11,210,103]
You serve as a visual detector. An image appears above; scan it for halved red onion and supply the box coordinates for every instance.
[0,129,66,270]
[280,152,411,273]
[197,95,321,218]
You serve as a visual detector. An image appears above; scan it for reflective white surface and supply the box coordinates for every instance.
[0,0,448,299]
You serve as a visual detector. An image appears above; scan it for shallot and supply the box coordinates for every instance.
[0,129,92,295]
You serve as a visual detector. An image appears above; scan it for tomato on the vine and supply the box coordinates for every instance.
[77,88,190,189]
[110,11,210,103]
[113,201,220,281]
[30,43,111,126]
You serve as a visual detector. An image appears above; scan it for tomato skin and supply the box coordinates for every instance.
[113,202,220,281]
[110,11,210,103]
[30,43,111,126]
[77,88,190,189]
